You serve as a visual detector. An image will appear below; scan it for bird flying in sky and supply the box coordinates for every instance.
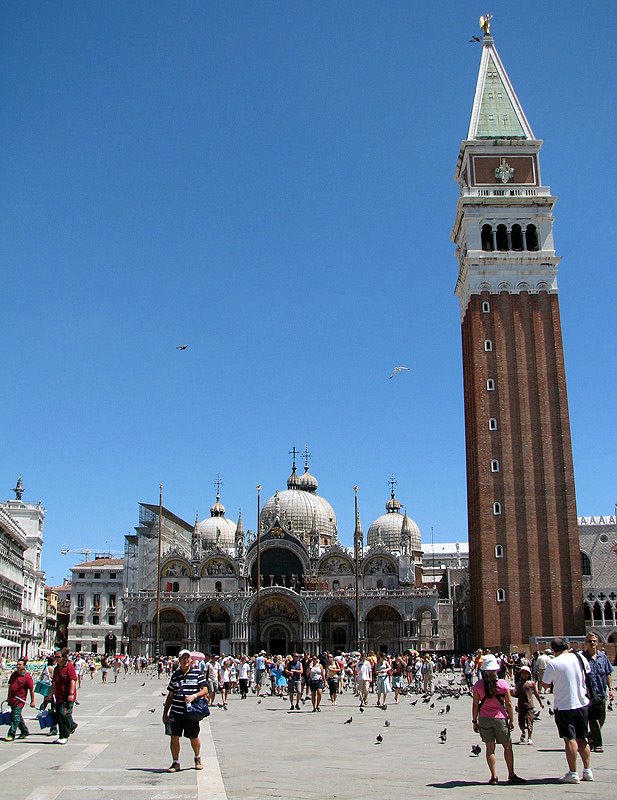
[176,344,189,350]
[389,366,410,379]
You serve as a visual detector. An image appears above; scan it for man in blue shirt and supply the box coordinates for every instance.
[581,634,614,752]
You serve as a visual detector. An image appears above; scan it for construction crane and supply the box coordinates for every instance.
[60,548,124,559]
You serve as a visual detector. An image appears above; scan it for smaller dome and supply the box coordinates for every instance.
[210,494,225,517]
[385,490,401,513]
[299,467,318,493]
[287,466,301,490]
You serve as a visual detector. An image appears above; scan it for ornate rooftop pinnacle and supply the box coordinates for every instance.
[13,476,24,501]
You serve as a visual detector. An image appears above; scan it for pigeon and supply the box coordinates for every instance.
[176,345,189,350]
[141,682,146,687]
[381,704,388,711]
[344,716,353,725]
[440,728,447,743]
[430,703,435,709]
[359,706,364,713]
[439,708,446,715]
[533,710,541,720]
[546,699,551,705]
[411,699,418,706]
[446,704,451,713]
[471,744,482,757]
[257,698,261,704]
[376,734,383,744]
[548,707,555,716]
[148,708,156,713]
[389,366,410,379]
[608,702,613,712]
[384,720,390,727]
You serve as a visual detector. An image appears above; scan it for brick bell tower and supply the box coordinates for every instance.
[451,27,584,650]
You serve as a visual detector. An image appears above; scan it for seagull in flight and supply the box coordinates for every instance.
[176,344,189,351]
[389,366,410,380]
[469,35,481,43]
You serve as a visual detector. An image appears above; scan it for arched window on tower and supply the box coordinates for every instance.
[482,300,491,313]
[496,588,506,602]
[493,502,502,516]
[496,224,508,251]
[495,544,504,558]
[511,224,523,251]
[481,224,494,251]
[491,459,500,472]
[215,580,222,592]
[486,378,495,391]
[580,552,591,577]
[488,418,498,431]
[484,340,493,352]
[526,224,539,251]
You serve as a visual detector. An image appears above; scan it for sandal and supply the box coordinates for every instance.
[194,757,203,771]
[488,777,498,785]
[593,746,604,753]
[167,761,181,773]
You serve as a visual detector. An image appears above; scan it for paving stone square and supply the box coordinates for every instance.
[0,670,615,800]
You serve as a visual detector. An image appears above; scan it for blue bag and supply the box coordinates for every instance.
[37,710,55,729]
[0,703,12,726]
[184,697,210,721]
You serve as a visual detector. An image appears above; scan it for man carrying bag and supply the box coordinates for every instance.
[162,649,209,773]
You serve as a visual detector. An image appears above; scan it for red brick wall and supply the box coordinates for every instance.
[462,291,584,650]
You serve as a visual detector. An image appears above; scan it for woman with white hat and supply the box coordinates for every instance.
[471,653,525,785]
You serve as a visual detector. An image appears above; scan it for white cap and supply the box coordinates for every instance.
[480,654,499,671]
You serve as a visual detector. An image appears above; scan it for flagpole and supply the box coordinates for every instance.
[354,485,360,651]
[255,484,262,651]
[155,483,163,658]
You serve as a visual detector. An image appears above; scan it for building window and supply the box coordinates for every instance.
[110,572,116,579]
[108,615,116,626]
[580,552,591,577]
[486,378,495,391]
[109,593,116,609]
[76,593,84,609]
[495,545,504,558]
[484,339,493,351]
[481,224,494,251]
[493,502,502,515]
[215,581,222,592]
[488,418,498,431]
[526,224,539,251]
[171,581,179,593]
[496,588,506,602]
[482,301,490,313]
[78,572,85,579]
[76,615,84,625]
[75,642,82,652]
[599,534,609,544]
[491,459,500,472]
[93,593,100,611]
[92,615,100,625]
[91,643,98,654]
[94,572,101,579]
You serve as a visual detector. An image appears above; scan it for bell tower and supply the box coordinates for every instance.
[451,28,584,649]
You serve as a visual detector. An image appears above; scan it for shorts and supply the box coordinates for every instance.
[288,679,302,693]
[207,679,219,694]
[167,714,200,740]
[554,707,588,741]
[392,675,402,688]
[310,680,323,691]
[222,681,231,692]
[255,670,265,686]
[478,717,511,744]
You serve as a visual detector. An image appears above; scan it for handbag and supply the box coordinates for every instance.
[37,709,55,729]
[35,680,51,697]
[184,697,210,721]
[0,703,13,726]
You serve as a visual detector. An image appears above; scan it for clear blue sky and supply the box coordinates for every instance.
[2,2,616,586]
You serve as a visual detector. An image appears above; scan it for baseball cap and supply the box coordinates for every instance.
[519,665,531,675]
[480,654,499,671]
[178,649,191,658]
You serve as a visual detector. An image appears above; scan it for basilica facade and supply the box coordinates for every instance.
[124,459,453,657]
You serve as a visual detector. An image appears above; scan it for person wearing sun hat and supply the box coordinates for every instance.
[471,653,525,785]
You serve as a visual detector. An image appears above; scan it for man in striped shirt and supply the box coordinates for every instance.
[162,649,208,772]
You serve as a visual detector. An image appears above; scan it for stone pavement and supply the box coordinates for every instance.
[0,670,615,800]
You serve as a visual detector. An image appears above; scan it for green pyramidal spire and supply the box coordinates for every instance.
[468,36,534,140]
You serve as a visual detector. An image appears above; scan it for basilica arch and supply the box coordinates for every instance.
[195,602,232,656]
[363,604,403,655]
[245,590,305,654]
[247,542,309,591]
[156,607,188,657]
[320,603,355,654]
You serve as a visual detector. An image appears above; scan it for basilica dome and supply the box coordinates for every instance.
[260,461,337,542]
[367,489,421,553]
[198,493,236,549]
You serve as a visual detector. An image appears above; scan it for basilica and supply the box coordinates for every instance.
[124,456,454,657]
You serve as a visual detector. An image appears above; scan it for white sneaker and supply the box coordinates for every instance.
[559,772,580,784]
[53,738,68,745]
[526,739,533,745]
[582,769,594,782]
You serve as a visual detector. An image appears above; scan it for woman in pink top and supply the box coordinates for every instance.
[471,653,525,785]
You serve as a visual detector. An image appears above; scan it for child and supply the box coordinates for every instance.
[512,664,543,744]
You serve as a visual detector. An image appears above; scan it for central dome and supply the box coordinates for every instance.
[261,458,337,542]
[198,492,236,549]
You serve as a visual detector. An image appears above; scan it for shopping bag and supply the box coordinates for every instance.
[35,680,51,697]
[37,710,55,729]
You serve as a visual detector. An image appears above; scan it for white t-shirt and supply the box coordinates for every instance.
[359,660,372,681]
[543,651,589,711]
